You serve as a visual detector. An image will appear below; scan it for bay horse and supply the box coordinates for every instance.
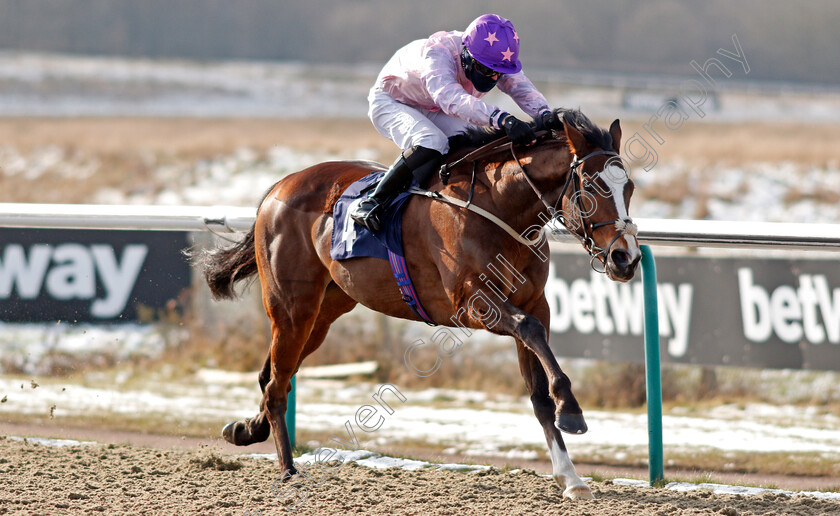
[199,109,640,500]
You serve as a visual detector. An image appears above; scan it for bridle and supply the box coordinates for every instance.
[511,144,638,274]
[434,132,638,273]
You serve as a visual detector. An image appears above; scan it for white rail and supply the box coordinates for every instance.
[0,203,255,232]
[0,203,839,251]
[626,218,840,251]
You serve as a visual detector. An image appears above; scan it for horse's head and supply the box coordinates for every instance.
[549,111,641,282]
[441,109,640,281]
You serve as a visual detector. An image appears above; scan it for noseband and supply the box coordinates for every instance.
[511,146,638,273]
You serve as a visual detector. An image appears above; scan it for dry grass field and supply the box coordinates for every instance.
[0,117,838,205]
[0,117,837,163]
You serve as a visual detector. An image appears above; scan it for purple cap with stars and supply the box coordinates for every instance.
[462,14,522,74]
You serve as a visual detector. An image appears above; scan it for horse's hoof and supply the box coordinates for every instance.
[563,485,594,500]
[222,418,271,446]
[222,421,238,444]
[555,413,588,435]
[273,467,300,484]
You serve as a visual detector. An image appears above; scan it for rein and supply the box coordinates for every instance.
[407,185,543,246]
[410,133,549,247]
[415,133,638,272]
[438,133,524,185]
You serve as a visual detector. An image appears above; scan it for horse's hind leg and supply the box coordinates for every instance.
[263,280,359,476]
[516,339,593,500]
[222,283,357,448]
[222,353,272,445]
[295,282,358,365]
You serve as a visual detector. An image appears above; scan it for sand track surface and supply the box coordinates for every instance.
[2,437,839,516]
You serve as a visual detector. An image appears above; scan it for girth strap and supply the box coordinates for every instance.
[387,250,436,326]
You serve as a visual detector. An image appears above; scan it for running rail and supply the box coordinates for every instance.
[550,217,840,251]
[0,203,255,232]
[2,203,840,481]
[2,204,839,250]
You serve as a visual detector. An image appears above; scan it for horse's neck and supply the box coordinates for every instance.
[478,144,572,232]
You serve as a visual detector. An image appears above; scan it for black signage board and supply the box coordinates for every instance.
[547,249,840,371]
[0,229,191,323]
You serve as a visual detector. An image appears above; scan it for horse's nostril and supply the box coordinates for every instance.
[610,249,630,268]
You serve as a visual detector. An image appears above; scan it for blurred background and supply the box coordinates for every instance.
[1,0,839,485]
[1,0,838,82]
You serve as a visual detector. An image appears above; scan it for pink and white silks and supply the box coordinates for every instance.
[368,30,550,154]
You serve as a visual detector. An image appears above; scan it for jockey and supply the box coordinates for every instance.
[351,13,553,232]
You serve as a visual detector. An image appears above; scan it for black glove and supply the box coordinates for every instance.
[500,113,537,146]
[534,110,554,131]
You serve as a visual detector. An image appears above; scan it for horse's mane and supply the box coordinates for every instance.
[444,108,612,161]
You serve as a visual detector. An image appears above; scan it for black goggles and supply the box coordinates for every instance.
[462,47,503,79]
[473,59,501,79]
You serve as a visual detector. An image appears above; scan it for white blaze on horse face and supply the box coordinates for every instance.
[549,438,589,494]
[599,164,641,260]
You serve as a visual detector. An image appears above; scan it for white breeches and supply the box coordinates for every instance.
[368,89,474,154]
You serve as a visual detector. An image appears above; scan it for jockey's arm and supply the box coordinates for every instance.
[496,73,551,121]
[421,44,507,129]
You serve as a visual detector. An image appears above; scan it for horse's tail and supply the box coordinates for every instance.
[194,180,286,300]
[196,224,258,300]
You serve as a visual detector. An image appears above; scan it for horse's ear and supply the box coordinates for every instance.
[609,119,622,154]
[564,123,587,156]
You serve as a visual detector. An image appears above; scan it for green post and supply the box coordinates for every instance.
[640,245,664,485]
[286,375,296,450]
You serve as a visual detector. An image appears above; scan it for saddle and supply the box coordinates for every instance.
[330,171,435,325]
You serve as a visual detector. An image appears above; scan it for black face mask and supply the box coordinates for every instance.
[461,47,500,93]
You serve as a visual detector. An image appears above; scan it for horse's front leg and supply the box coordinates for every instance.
[489,297,587,435]
[515,339,593,499]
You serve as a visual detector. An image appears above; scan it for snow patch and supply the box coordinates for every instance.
[613,478,651,487]
[295,448,491,473]
[665,481,840,500]
[5,436,98,447]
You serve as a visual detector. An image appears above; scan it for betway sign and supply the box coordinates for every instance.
[0,229,191,322]
[546,249,840,371]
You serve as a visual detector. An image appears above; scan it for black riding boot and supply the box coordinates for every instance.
[351,146,442,232]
